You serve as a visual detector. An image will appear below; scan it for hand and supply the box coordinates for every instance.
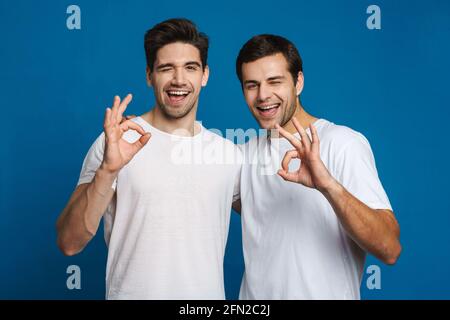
[101,94,151,173]
[120,114,137,124]
[276,118,335,192]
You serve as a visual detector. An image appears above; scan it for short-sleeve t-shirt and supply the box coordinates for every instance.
[78,117,242,299]
[237,118,392,300]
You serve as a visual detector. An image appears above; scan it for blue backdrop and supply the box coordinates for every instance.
[1,0,449,299]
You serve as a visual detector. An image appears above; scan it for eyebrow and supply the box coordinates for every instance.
[185,61,202,68]
[243,80,259,85]
[156,61,202,70]
[267,76,286,81]
[243,75,286,85]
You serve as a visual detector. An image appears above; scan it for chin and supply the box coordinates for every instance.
[257,120,275,130]
[166,104,195,119]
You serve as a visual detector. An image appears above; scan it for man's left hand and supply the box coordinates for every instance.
[276,118,336,192]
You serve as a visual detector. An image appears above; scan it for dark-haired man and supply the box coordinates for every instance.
[233,34,401,299]
[56,19,241,300]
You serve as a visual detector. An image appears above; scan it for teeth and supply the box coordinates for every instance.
[167,91,189,96]
[258,104,279,110]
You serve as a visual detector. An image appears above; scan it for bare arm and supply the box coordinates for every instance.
[56,94,151,256]
[277,118,401,265]
[321,181,400,264]
[56,168,117,256]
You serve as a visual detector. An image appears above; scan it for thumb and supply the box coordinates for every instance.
[277,169,297,183]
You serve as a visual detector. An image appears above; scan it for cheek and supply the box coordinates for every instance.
[278,89,295,106]
[153,78,167,92]
[244,91,256,107]
[191,73,205,88]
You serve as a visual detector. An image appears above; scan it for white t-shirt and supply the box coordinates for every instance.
[238,118,392,300]
[77,117,241,300]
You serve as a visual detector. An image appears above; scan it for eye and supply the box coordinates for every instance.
[269,81,281,85]
[245,84,257,90]
[160,68,172,72]
[186,65,198,71]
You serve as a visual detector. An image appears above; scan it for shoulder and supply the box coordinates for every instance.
[202,127,244,165]
[203,127,240,150]
[318,119,371,153]
[86,131,106,154]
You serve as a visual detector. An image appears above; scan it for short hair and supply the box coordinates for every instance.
[144,18,209,71]
[236,34,303,85]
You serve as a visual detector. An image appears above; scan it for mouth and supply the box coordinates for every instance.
[256,103,280,118]
[165,89,191,105]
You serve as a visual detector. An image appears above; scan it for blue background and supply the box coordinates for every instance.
[1,0,449,299]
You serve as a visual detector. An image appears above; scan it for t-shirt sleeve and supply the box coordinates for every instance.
[232,144,244,202]
[77,132,117,190]
[333,134,392,211]
[77,132,116,246]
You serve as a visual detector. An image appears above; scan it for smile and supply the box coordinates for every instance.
[165,89,191,104]
[167,90,190,96]
[256,103,280,111]
[256,103,280,117]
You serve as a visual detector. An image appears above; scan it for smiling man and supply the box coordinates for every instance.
[233,34,402,299]
[56,18,241,299]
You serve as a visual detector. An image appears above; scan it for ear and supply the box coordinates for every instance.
[201,65,210,87]
[295,71,304,96]
[146,66,152,87]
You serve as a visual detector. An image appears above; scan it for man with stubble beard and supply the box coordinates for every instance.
[56,18,241,300]
[233,34,401,299]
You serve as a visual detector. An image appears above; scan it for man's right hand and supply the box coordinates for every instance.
[101,94,151,174]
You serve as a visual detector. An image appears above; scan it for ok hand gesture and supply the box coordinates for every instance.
[101,94,151,173]
[276,118,335,192]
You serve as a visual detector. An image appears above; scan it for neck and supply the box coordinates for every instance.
[141,104,199,137]
[282,100,318,134]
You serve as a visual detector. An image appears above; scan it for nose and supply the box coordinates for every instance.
[257,83,271,102]
[171,67,187,86]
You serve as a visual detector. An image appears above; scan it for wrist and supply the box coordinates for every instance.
[318,177,342,196]
[98,162,120,177]
[95,164,119,194]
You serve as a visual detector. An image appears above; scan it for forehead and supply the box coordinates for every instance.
[155,42,202,66]
[241,53,290,80]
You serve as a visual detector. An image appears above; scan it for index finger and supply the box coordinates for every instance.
[120,119,146,136]
[292,118,311,148]
[275,123,302,149]
[117,93,133,121]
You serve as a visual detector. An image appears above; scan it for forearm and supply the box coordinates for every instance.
[56,166,117,256]
[321,180,401,265]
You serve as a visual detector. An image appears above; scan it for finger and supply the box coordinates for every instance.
[275,123,302,149]
[131,133,151,154]
[310,123,320,153]
[120,120,146,136]
[277,169,298,183]
[125,115,137,120]
[104,107,112,129]
[281,149,298,172]
[111,95,121,125]
[292,118,311,150]
[117,93,133,122]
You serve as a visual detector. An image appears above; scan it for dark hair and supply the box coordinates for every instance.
[236,34,303,85]
[144,18,209,71]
